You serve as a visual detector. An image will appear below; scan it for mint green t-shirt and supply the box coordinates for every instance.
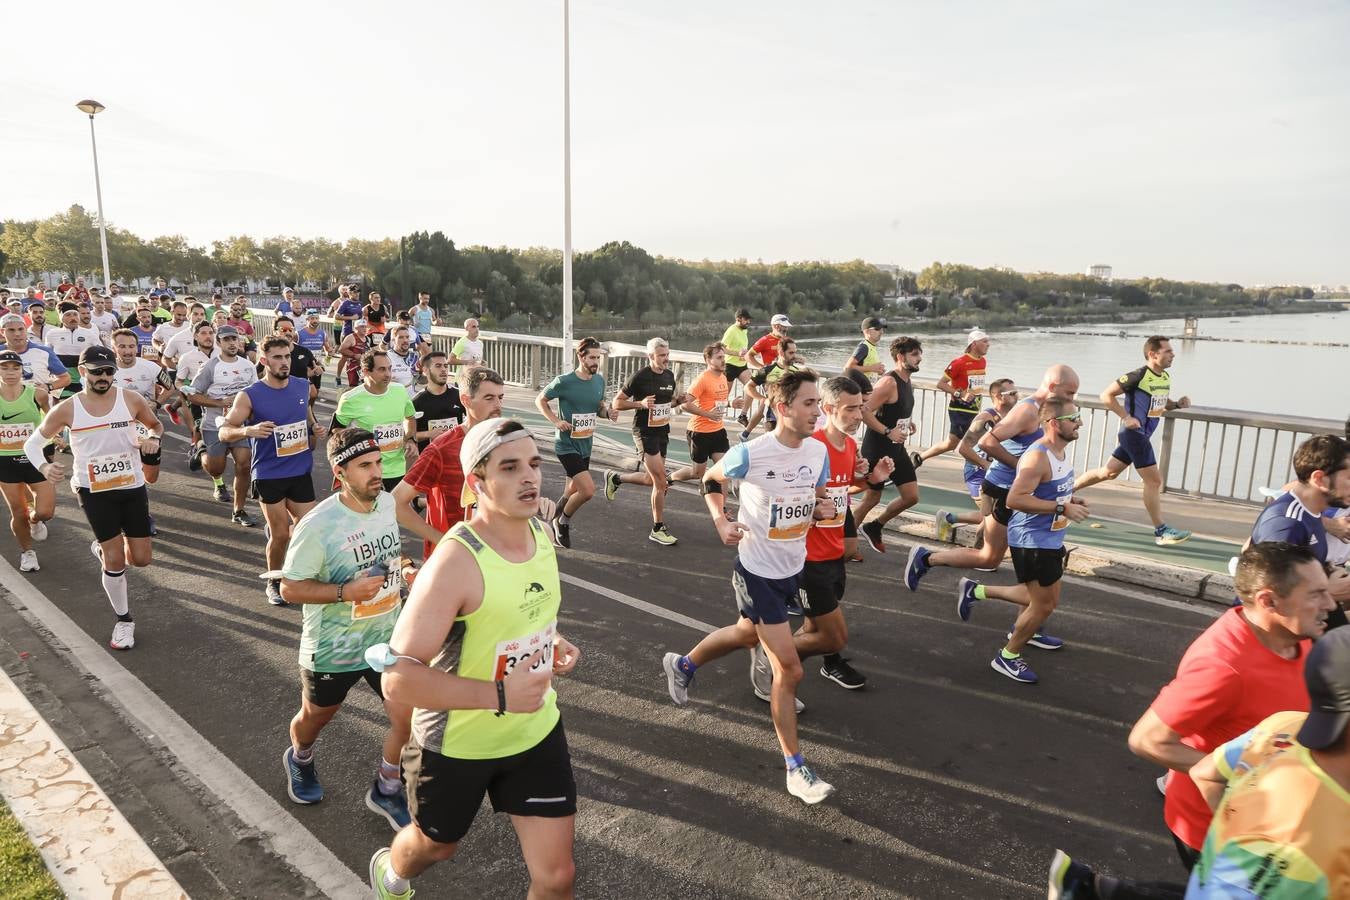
[282,491,403,672]
[335,385,416,478]
[543,371,606,457]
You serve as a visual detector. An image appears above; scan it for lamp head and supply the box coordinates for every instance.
[76,99,106,116]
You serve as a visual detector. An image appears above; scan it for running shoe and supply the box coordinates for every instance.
[283,746,323,804]
[736,412,749,426]
[786,764,835,805]
[540,515,562,549]
[752,682,805,713]
[1155,525,1192,546]
[19,550,40,573]
[148,514,157,537]
[90,538,103,563]
[167,402,181,425]
[553,518,572,549]
[1156,773,1168,796]
[604,470,619,501]
[110,620,135,651]
[749,644,773,697]
[662,652,692,706]
[1008,630,1065,650]
[847,552,864,563]
[934,509,955,543]
[365,781,412,831]
[861,520,885,553]
[188,443,203,472]
[990,653,1038,684]
[232,509,255,527]
[820,658,866,690]
[1047,849,1096,900]
[648,525,677,546]
[956,578,979,622]
[266,579,287,607]
[739,430,751,443]
[29,519,47,542]
[909,450,924,470]
[904,545,930,591]
[369,848,414,900]
[213,484,232,503]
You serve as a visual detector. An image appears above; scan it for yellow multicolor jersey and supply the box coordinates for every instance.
[1187,710,1350,899]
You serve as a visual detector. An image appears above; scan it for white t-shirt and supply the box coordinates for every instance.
[387,349,418,394]
[152,320,191,348]
[189,355,257,428]
[452,336,483,365]
[45,326,103,366]
[175,347,220,388]
[114,359,166,402]
[720,433,830,579]
[161,328,201,365]
[90,311,120,337]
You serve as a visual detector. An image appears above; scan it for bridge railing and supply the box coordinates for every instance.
[251,308,1338,506]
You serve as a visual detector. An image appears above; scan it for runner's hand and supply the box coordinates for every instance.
[312,423,329,439]
[1122,416,1142,430]
[556,419,572,432]
[1177,396,1191,410]
[731,397,746,410]
[343,574,385,605]
[247,421,276,439]
[1065,498,1091,522]
[537,496,557,521]
[1324,516,1350,542]
[812,495,835,520]
[888,425,908,444]
[643,396,655,410]
[39,461,65,484]
[874,455,896,478]
[715,517,750,546]
[140,436,160,454]
[503,648,553,712]
[606,407,619,421]
[552,637,580,675]
[853,457,869,478]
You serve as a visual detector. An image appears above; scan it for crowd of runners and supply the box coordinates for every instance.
[1,280,1346,899]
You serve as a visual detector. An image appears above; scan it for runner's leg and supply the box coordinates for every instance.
[756,620,803,758]
[1,482,34,551]
[230,446,252,516]
[1073,456,1128,491]
[510,815,576,900]
[388,826,458,880]
[1006,580,1059,655]
[686,616,760,667]
[794,609,847,659]
[560,472,593,519]
[1137,464,1164,528]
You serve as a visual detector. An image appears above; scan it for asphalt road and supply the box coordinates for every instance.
[2,407,1221,899]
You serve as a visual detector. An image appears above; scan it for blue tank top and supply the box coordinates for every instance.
[985,398,1042,488]
[1007,440,1075,550]
[245,378,313,480]
[296,327,327,352]
[963,406,1000,482]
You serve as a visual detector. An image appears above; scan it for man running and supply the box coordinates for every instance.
[449,318,484,375]
[90,295,120,339]
[337,319,371,393]
[295,310,334,398]
[852,336,924,553]
[362,291,389,344]
[175,322,217,470]
[670,341,732,485]
[605,337,690,546]
[332,348,418,493]
[410,351,465,453]
[933,377,1017,542]
[151,301,191,360]
[720,308,753,425]
[332,284,364,342]
[127,305,159,360]
[0,313,70,395]
[185,325,258,522]
[663,369,838,804]
[270,316,319,401]
[369,417,581,900]
[742,313,793,436]
[110,329,174,485]
[278,429,413,830]
[841,316,887,381]
[25,346,161,650]
[384,325,420,396]
[905,364,1081,587]
[275,287,299,319]
[1075,336,1193,546]
[536,337,615,549]
[741,337,803,441]
[411,291,438,336]
[219,336,325,606]
[915,328,990,468]
[46,303,103,398]
[0,350,54,572]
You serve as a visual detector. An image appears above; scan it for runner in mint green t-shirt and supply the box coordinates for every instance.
[334,348,418,489]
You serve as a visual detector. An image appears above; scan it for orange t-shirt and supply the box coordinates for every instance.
[687,369,730,434]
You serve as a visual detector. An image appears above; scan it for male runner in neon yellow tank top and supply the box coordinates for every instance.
[370,417,582,900]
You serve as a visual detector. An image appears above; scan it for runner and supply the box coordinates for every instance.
[151,301,191,360]
[109,329,174,485]
[362,292,389,344]
[1074,336,1194,546]
[175,322,217,471]
[604,337,691,546]
[0,350,54,572]
[411,291,438,336]
[185,325,258,522]
[933,377,1017,542]
[670,341,732,485]
[46,303,103,397]
[27,299,52,343]
[904,364,1081,587]
[536,337,616,548]
[277,429,413,831]
[275,287,299,319]
[147,277,174,302]
[226,298,255,339]
[741,337,803,441]
[953,397,1087,685]
[742,313,792,436]
[331,348,418,493]
[337,319,371,393]
[384,325,421,396]
[915,328,990,468]
[332,284,364,341]
[449,318,485,377]
[394,310,430,360]
[24,346,161,650]
[127,305,159,360]
[410,351,465,454]
[219,336,325,606]
[841,316,887,381]
[719,308,753,425]
[295,309,334,398]
[662,369,837,804]
[841,368,875,563]
[367,417,581,900]
[0,313,71,398]
[851,336,924,553]
[270,317,320,401]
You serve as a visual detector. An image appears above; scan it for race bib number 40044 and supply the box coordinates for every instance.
[88,451,136,492]
[492,621,557,680]
[569,412,596,440]
[0,421,34,453]
[274,421,309,457]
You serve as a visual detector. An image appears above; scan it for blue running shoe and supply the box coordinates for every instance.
[991,653,1038,684]
[283,747,323,804]
[956,578,979,622]
[1047,849,1096,900]
[1154,524,1191,547]
[365,781,412,831]
[1009,630,1064,650]
[904,545,931,591]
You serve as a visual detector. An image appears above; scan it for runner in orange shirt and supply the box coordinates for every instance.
[671,342,735,484]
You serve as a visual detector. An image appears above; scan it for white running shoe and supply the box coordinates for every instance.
[19,550,39,572]
[29,520,47,542]
[749,643,773,697]
[786,764,835,805]
[934,509,955,543]
[110,620,135,651]
[90,539,103,563]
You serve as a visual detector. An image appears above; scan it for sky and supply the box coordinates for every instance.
[3,0,1348,286]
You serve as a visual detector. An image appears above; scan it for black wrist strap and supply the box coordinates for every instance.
[494,679,506,717]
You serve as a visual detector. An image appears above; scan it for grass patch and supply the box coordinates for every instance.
[0,798,63,899]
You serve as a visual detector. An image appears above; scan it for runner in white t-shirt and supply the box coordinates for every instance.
[110,329,174,485]
[175,322,219,468]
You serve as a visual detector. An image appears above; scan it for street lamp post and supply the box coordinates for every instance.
[561,0,574,348]
[76,99,112,292]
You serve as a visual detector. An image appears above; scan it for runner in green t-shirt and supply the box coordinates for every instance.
[720,308,754,426]
[278,428,415,831]
[333,348,418,490]
[0,354,54,573]
[534,336,617,548]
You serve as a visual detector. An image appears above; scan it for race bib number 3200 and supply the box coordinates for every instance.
[492,621,557,680]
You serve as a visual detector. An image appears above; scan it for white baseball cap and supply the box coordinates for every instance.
[966,328,991,345]
[770,314,793,327]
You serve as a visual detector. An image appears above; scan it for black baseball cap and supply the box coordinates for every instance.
[79,346,117,367]
[862,316,886,331]
[0,350,21,365]
[1297,626,1350,750]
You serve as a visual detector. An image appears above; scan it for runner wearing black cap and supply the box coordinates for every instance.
[842,317,886,382]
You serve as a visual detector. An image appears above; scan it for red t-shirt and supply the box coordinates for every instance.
[1150,607,1311,849]
[401,423,467,560]
[806,430,856,562]
[751,334,781,367]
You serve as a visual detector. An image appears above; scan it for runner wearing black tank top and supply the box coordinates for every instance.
[852,337,924,553]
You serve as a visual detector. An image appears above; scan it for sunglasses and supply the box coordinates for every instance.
[85,366,115,376]
[1054,412,1082,422]
[997,389,1019,398]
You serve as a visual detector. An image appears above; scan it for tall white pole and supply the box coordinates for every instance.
[87,114,112,291]
[561,0,574,349]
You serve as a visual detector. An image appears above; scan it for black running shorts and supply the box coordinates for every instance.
[76,485,153,543]
[1010,546,1066,587]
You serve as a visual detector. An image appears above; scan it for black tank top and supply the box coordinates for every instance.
[873,371,914,429]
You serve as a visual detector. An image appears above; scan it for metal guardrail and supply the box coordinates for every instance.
[250,308,1339,506]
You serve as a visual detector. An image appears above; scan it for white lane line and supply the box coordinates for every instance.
[0,557,368,900]
[0,667,188,899]
[559,572,715,634]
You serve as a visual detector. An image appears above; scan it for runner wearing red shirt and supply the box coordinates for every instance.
[1126,541,1334,870]
[743,314,792,438]
[916,328,991,468]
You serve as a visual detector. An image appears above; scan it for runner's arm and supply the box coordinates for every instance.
[24,398,72,471]
[1128,706,1209,774]
[216,392,256,443]
[934,371,956,396]
[391,480,444,546]
[1006,451,1055,514]
[859,377,897,436]
[978,405,1031,468]
[611,389,644,412]
[1099,379,1130,422]
[534,390,565,429]
[958,413,993,469]
[126,392,163,440]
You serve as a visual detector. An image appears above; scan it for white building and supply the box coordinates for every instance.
[1087,264,1113,281]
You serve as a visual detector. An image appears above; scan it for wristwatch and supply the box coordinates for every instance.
[1054,503,1066,518]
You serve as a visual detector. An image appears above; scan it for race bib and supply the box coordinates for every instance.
[351,566,401,621]
[1052,495,1073,531]
[1148,393,1169,418]
[0,421,34,453]
[88,451,136,492]
[649,402,671,428]
[273,420,309,457]
[492,621,557,680]
[967,374,987,393]
[767,493,815,541]
[373,422,405,454]
[427,417,458,436]
[818,485,849,528]
[569,412,596,439]
[141,344,159,360]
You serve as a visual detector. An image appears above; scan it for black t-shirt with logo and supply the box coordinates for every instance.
[621,366,677,435]
[412,386,466,451]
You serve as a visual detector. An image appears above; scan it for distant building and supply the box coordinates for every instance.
[1087,264,1113,281]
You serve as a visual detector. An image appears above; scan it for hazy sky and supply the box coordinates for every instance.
[3,1,1347,285]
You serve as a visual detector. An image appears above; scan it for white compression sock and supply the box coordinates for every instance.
[102,569,129,616]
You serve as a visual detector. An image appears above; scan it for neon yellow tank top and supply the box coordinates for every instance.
[412,519,562,759]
